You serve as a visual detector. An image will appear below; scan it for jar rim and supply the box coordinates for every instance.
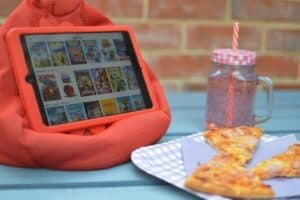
[212,48,256,66]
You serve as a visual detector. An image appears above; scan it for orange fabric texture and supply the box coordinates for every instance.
[0,0,171,170]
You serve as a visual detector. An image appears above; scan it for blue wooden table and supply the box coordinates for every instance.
[1,91,300,200]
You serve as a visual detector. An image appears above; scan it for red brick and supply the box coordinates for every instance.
[149,0,227,19]
[256,56,298,78]
[232,0,300,22]
[128,23,182,49]
[146,54,211,79]
[0,0,21,16]
[187,25,262,50]
[85,0,144,18]
[267,29,300,52]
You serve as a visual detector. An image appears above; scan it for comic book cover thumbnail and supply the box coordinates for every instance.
[83,101,103,119]
[122,66,139,90]
[65,40,87,65]
[46,106,68,125]
[130,95,146,110]
[65,103,87,122]
[74,70,96,96]
[100,98,120,116]
[113,39,130,61]
[63,84,77,98]
[47,41,70,66]
[106,67,128,92]
[82,40,102,63]
[99,39,119,62]
[61,72,72,84]
[90,68,112,94]
[116,96,134,113]
[37,74,61,101]
[60,72,78,98]
[28,41,52,68]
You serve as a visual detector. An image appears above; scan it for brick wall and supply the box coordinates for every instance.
[1,0,300,91]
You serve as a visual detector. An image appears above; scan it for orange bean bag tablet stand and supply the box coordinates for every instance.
[0,0,171,170]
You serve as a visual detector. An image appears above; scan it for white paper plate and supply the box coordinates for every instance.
[131,132,278,200]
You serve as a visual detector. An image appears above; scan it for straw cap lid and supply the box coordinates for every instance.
[212,48,256,66]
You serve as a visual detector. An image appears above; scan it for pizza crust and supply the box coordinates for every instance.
[185,176,274,199]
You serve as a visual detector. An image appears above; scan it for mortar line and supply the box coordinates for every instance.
[142,0,149,21]
[225,0,233,22]
[260,27,268,54]
[181,24,187,53]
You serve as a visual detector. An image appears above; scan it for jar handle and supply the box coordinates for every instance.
[255,76,274,124]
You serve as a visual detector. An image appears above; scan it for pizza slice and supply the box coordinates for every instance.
[251,143,300,179]
[203,126,263,165]
[185,153,274,199]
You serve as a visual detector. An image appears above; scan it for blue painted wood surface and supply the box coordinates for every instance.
[0,91,299,200]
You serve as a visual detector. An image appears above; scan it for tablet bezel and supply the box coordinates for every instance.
[6,26,158,132]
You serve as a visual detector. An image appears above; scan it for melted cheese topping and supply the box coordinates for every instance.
[203,126,262,165]
[252,143,300,179]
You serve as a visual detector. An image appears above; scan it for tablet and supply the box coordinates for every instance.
[6,26,158,132]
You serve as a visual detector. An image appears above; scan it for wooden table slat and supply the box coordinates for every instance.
[0,186,201,200]
[167,118,300,134]
[0,164,158,188]
[171,107,300,120]
[167,91,300,108]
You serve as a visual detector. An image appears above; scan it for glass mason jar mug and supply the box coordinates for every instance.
[205,49,273,129]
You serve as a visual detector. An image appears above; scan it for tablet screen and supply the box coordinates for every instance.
[21,32,152,126]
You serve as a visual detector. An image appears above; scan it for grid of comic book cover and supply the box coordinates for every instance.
[25,33,148,125]
[43,66,146,125]
[46,93,146,125]
[27,35,130,68]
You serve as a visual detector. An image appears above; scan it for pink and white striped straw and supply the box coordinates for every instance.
[226,22,240,127]
[232,22,239,52]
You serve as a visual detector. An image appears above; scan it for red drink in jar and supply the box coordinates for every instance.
[205,49,273,129]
